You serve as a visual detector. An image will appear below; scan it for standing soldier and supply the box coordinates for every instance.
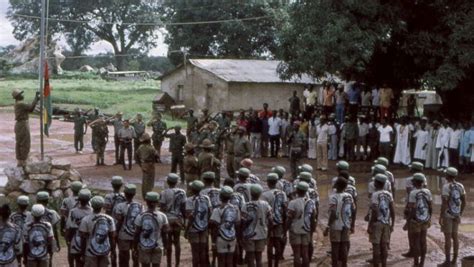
[104,176,126,217]
[118,119,136,170]
[198,139,221,180]
[65,189,93,267]
[114,184,143,267]
[79,196,116,267]
[165,126,187,183]
[73,108,88,154]
[87,107,100,152]
[210,186,241,267]
[0,204,21,267]
[136,133,157,198]
[439,167,466,267]
[241,184,272,267]
[223,126,237,179]
[288,122,306,179]
[234,168,252,203]
[183,143,199,184]
[200,171,221,266]
[148,114,167,163]
[261,173,288,267]
[185,180,212,267]
[89,115,109,166]
[24,205,54,267]
[133,192,170,267]
[108,112,124,165]
[131,114,146,161]
[159,174,187,267]
[181,109,198,142]
[10,195,30,266]
[12,89,39,167]
[60,181,83,266]
[233,127,251,172]
[198,108,211,129]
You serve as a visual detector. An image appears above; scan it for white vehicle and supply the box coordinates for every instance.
[399,89,443,117]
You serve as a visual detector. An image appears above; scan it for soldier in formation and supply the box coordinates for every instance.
[136,133,157,198]
[165,126,187,182]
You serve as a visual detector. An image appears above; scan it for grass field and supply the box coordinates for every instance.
[0,75,184,126]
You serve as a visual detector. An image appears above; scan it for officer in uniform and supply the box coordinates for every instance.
[73,108,88,154]
[108,112,124,165]
[198,139,221,183]
[24,205,54,267]
[148,113,167,163]
[87,107,100,152]
[104,176,126,217]
[12,89,39,167]
[89,115,109,166]
[118,119,136,170]
[135,133,157,198]
[183,143,199,184]
[222,125,238,179]
[288,121,306,179]
[233,127,251,172]
[165,126,187,183]
[131,113,146,162]
[181,109,198,142]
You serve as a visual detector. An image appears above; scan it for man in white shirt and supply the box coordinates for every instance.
[436,119,451,170]
[303,85,317,118]
[316,116,330,171]
[448,121,462,169]
[377,120,393,160]
[268,111,282,158]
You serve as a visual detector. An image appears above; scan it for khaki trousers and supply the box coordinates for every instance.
[316,142,328,170]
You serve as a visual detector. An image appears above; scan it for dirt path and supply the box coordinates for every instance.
[0,108,473,266]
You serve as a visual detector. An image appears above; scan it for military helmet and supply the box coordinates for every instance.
[271,166,286,178]
[78,189,92,201]
[374,174,388,183]
[201,171,216,181]
[124,184,137,194]
[70,181,84,193]
[190,180,205,192]
[31,204,45,218]
[296,181,309,192]
[220,186,233,197]
[36,191,50,201]
[444,167,458,177]
[90,196,105,209]
[298,164,313,174]
[184,143,195,152]
[167,173,180,183]
[336,161,350,171]
[200,139,215,148]
[145,192,160,202]
[412,173,426,183]
[266,173,279,182]
[237,168,251,178]
[374,157,389,167]
[298,171,312,182]
[16,195,29,206]
[250,184,263,196]
[111,176,124,185]
[372,164,387,175]
[140,133,151,142]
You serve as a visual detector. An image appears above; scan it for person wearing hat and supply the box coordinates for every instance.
[288,122,307,179]
[65,189,93,267]
[89,114,109,166]
[198,139,221,185]
[240,158,261,184]
[136,133,157,198]
[439,167,466,267]
[234,168,252,202]
[131,113,146,162]
[117,118,137,171]
[183,143,199,184]
[331,161,356,187]
[413,118,429,164]
[287,181,315,267]
[185,180,211,267]
[73,108,88,154]
[79,196,116,266]
[233,126,251,172]
[113,184,143,267]
[107,111,124,165]
[0,204,20,266]
[147,113,167,163]
[9,196,30,265]
[405,173,432,267]
[159,173,186,267]
[325,177,355,267]
[179,109,198,142]
[261,173,288,267]
[12,89,40,167]
[368,164,392,199]
[367,174,395,267]
[60,181,83,265]
[210,186,241,267]
[165,125,187,183]
[241,184,272,267]
[87,107,101,152]
[24,204,54,267]
[273,166,294,200]
[104,176,126,224]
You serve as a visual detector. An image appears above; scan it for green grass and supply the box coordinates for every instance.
[0,76,184,126]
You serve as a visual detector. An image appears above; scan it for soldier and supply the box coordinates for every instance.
[181,109,198,142]
[233,127,251,172]
[165,126,187,182]
[118,119,136,170]
[0,204,20,266]
[241,184,272,267]
[287,182,316,267]
[368,174,395,267]
[87,107,100,152]
[368,164,392,199]
[240,159,261,184]
[198,139,221,181]
[24,205,54,267]
[148,114,167,163]
[60,181,83,266]
[114,184,143,267]
[159,173,186,267]
[222,125,238,179]
[331,161,356,187]
[273,166,294,200]
[439,167,466,267]
[65,189,93,267]
[10,195,30,266]
[200,171,221,266]
[185,180,211,267]
[89,115,109,166]
[104,176,126,217]
[198,108,211,129]
[73,108,88,154]
[79,196,116,267]
[108,112,124,165]
[288,122,306,179]
[11,89,39,167]
[131,114,146,161]
[133,192,170,267]
[136,133,157,198]
[374,157,395,197]
[210,186,241,267]
[325,177,355,267]
[183,143,199,184]
[406,173,432,267]
[234,168,251,203]
[261,173,288,267]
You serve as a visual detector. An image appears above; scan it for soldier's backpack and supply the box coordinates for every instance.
[340,194,353,229]
[88,215,113,256]
[9,212,27,234]
[236,184,250,202]
[26,222,50,260]
[0,226,18,264]
[303,198,316,233]
[230,193,245,210]
[447,183,463,218]
[124,202,143,236]
[170,189,186,218]
[138,212,160,250]
[414,191,431,223]
[273,190,286,225]
[192,196,210,232]
[375,192,391,225]
[219,204,239,241]
[206,188,221,210]
[242,202,258,239]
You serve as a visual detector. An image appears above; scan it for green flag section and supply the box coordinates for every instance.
[43,61,52,137]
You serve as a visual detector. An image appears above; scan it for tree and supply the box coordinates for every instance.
[8,0,163,70]
[164,0,286,65]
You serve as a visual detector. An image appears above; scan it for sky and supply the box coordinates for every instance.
[0,1,168,56]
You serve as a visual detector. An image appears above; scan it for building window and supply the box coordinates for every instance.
[177,85,184,102]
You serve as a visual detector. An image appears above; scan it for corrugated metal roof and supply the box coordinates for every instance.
[188,59,317,84]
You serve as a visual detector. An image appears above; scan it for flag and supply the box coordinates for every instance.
[43,61,52,137]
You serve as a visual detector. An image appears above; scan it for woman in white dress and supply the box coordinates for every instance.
[394,118,413,166]
[413,118,429,164]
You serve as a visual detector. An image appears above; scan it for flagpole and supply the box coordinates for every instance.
[38,0,46,160]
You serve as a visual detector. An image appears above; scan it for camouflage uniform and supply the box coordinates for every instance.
[136,141,157,199]
[148,118,167,162]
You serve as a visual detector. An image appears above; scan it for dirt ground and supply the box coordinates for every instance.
[0,107,473,266]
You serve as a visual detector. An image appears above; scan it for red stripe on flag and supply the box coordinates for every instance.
[44,61,51,97]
